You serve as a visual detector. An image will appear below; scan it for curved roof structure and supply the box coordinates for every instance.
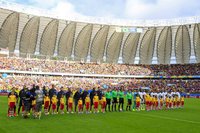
[0,1,199,64]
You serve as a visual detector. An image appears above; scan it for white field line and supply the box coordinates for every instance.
[135,113,200,125]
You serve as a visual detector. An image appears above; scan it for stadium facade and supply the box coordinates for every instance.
[0,0,200,64]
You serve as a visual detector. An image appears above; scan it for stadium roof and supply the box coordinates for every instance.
[1,0,200,27]
[0,0,199,64]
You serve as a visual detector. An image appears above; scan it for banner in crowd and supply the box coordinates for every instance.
[115,27,143,33]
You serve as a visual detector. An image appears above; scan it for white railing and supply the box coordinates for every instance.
[0,0,200,27]
[1,70,200,78]
[0,70,146,78]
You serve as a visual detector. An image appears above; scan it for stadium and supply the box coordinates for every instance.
[0,0,200,133]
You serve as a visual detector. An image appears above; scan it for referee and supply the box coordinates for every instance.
[118,87,124,111]
[105,89,112,112]
[112,88,118,111]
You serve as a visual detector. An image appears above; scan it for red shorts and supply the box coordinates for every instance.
[22,105,25,112]
[136,102,140,108]
[60,104,64,110]
[169,102,172,108]
[177,101,180,106]
[86,102,90,110]
[149,101,152,106]
[173,102,176,106]
[181,101,184,106]
[166,102,169,107]
[146,101,149,106]
[68,103,73,109]
[94,102,98,109]
[160,102,163,107]
[78,104,83,110]
[52,104,56,110]
[44,101,50,109]
[155,102,158,107]
[102,101,106,108]
[32,105,36,111]
[9,102,15,108]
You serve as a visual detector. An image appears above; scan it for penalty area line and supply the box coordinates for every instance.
[135,113,200,125]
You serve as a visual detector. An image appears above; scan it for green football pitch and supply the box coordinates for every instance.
[0,96,200,133]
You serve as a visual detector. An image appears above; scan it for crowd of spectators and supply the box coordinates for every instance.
[0,57,200,76]
[0,76,199,94]
[0,57,199,94]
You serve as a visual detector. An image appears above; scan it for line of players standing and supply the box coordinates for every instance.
[7,84,184,119]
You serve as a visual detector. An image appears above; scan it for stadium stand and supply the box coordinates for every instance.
[0,1,199,97]
[0,76,199,94]
[0,57,200,76]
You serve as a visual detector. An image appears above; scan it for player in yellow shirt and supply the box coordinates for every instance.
[155,96,158,110]
[169,97,172,109]
[93,93,99,113]
[78,98,83,114]
[51,95,58,114]
[14,87,20,95]
[149,95,153,111]
[60,95,65,114]
[165,96,169,109]
[101,94,106,113]
[8,91,17,117]
[174,95,178,109]
[44,94,50,115]
[180,96,184,108]
[68,94,74,114]
[32,99,36,116]
[145,94,150,111]
[159,96,163,110]
[172,96,176,109]
[176,96,180,108]
[136,94,140,111]
[152,96,156,110]
[85,94,90,114]
[7,87,18,117]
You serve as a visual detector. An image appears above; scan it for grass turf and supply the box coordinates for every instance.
[0,96,200,133]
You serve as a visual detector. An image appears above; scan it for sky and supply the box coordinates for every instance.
[6,0,200,20]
